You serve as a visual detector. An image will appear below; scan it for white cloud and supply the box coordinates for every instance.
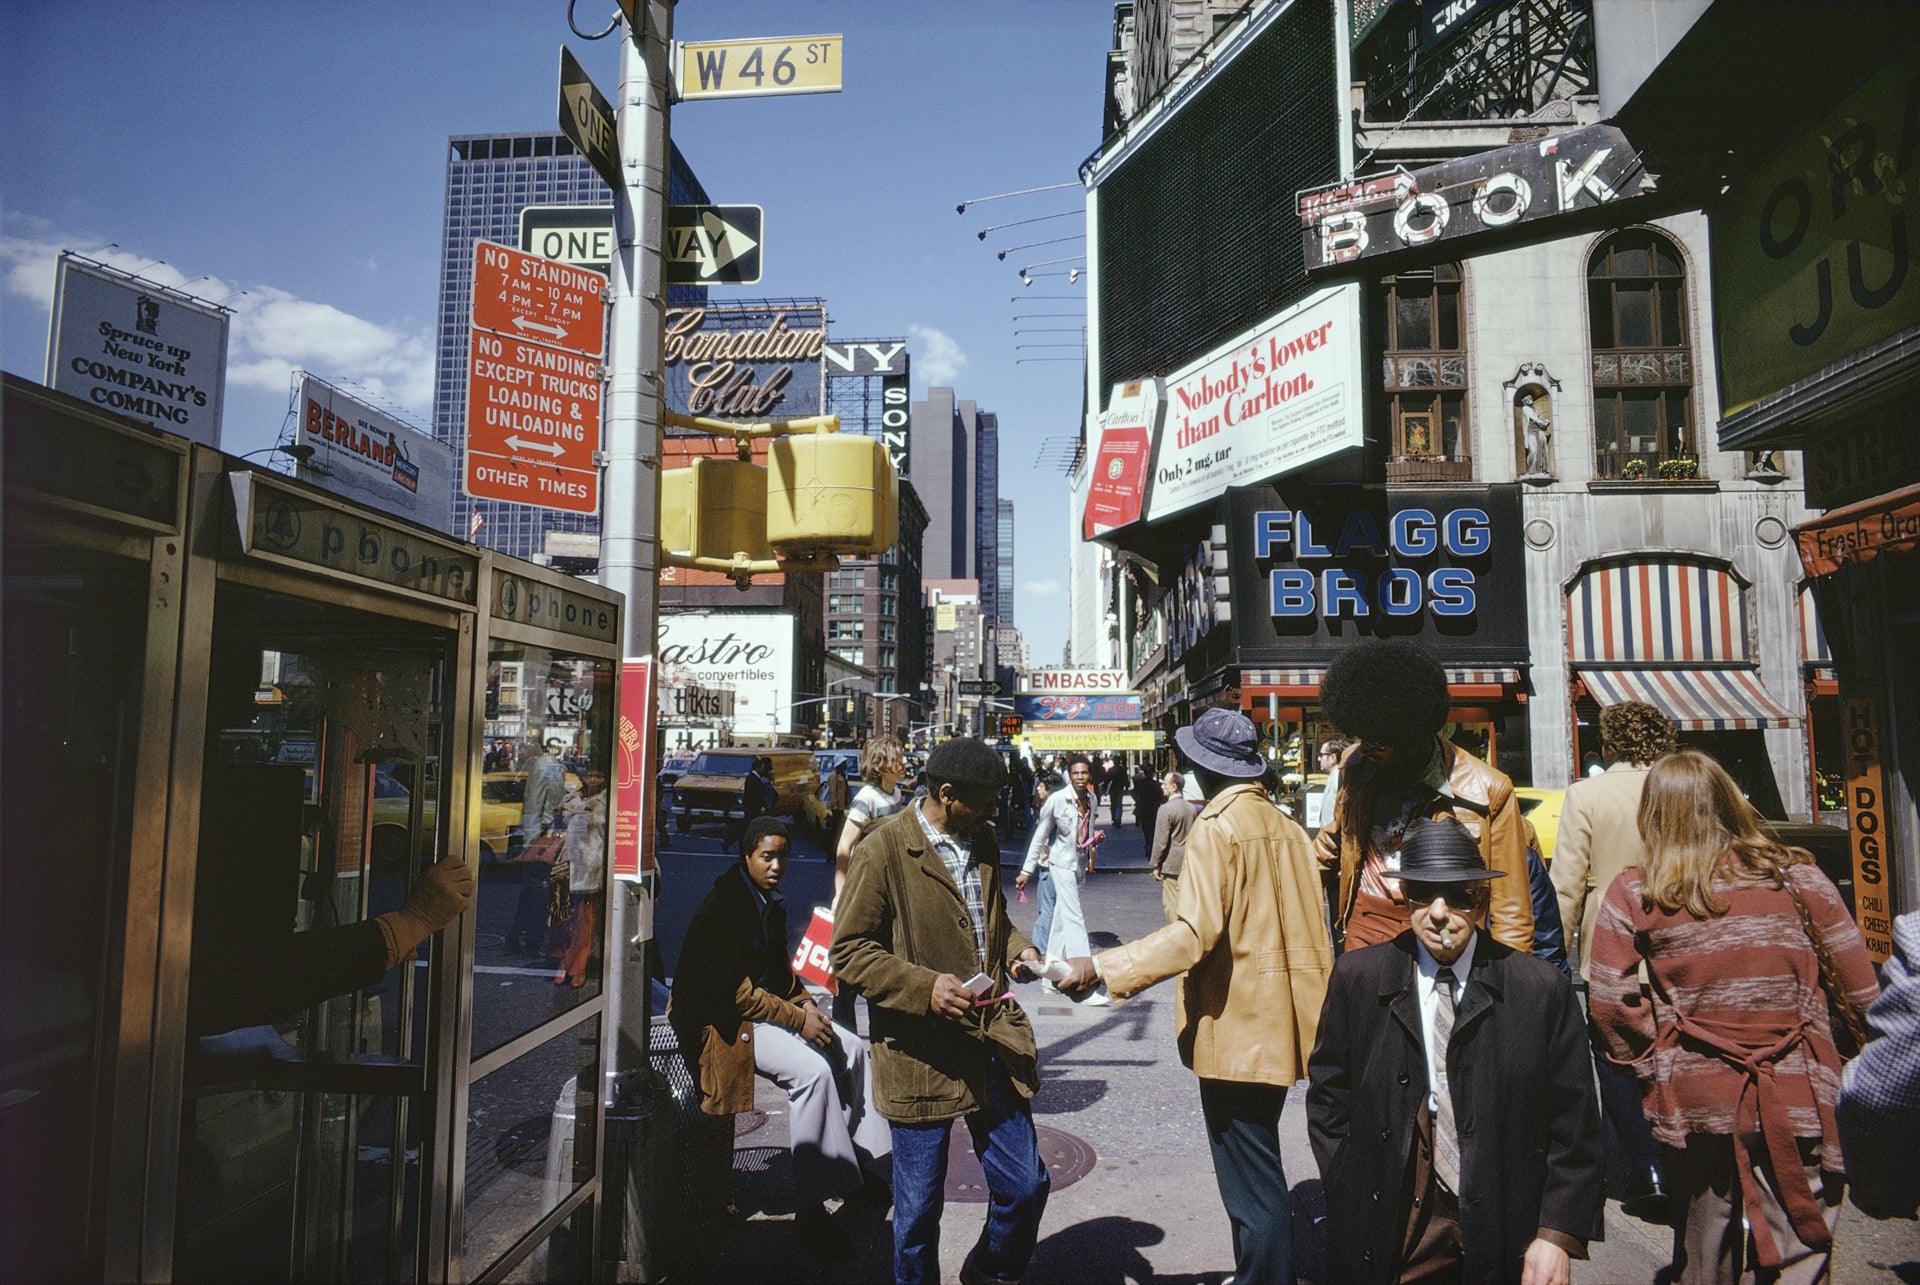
[0,222,434,422]
[1023,578,1062,598]
[907,322,967,387]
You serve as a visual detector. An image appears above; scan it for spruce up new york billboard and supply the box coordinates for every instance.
[1083,283,1362,540]
[1227,483,1526,662]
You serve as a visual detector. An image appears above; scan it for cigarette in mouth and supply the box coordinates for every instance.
[1441,928,1454,950]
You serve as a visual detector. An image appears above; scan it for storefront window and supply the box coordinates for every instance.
[472,645,613,1058]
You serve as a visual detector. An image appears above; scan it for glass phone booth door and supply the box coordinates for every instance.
[176,581,458,1282]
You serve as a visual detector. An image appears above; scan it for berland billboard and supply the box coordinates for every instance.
[46,253,230,448]
[294,374,454,529]
[1083,283,1363,540]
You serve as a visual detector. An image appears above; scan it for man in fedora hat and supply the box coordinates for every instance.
[1307,816,1603,1285]
[1059,707,1332,1285]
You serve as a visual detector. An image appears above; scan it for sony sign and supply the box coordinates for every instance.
[1297,124,1648,271]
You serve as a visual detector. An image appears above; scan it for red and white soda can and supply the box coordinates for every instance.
[791,906,837,994]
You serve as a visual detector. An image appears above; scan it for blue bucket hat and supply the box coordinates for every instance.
[1174,708,1266,779]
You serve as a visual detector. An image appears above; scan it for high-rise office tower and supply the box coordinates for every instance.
[909,387,1001,623]
[996,498,1014,627]
[431,131,708,560]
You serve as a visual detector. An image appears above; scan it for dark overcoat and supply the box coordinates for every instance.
[1306,932,1604,1285]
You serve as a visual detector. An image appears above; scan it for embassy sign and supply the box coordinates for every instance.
[1298,125,1649,272]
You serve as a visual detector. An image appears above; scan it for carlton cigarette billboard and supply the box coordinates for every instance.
[294,374,453,529]
[46,253,230,447]
[1083,283,1363,540]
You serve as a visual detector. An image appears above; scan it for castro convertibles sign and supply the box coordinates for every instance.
[1227,484,1526,661]
[1083,284,1363,539]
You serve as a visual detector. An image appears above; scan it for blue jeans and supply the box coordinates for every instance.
[890,1070,1049,1285]
[1030,867,1056,958]
[1199,1078,1291,1285]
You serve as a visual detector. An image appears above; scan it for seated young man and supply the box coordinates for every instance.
[669,816,890,1255]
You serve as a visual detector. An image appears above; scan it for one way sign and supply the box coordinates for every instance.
[666,204,763,285]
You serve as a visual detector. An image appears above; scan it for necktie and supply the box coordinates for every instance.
[1432,966,1461,1194]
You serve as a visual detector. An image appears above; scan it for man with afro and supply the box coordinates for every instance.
[1313,639,1535,953]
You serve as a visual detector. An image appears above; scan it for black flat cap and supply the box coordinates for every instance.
[925,737,1007,793]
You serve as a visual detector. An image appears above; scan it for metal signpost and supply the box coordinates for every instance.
[463,240,608,514]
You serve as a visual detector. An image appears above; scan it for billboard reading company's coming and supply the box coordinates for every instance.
[47,253,230,447]
[1083,283,1362,538]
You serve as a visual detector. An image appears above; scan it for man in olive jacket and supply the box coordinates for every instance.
[830,737,1051,1285]
[1064,707,1332,1285]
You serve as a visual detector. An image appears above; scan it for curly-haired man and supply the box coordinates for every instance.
[1312,639,1534,954]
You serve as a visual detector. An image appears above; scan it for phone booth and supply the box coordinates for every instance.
[1,374,622,1282]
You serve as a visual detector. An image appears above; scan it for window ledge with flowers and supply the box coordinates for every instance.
[1589,455,1717,492]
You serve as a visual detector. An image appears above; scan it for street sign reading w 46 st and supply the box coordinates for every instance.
[677,35,842,100]
[559,46,622,191]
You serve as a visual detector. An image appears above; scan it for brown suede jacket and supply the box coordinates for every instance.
[1313,738,1534,953]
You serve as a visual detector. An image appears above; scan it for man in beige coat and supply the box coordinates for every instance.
[1547,699,1676,1221]
[1061,708,1332,1285]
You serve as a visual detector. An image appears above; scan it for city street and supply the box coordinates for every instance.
[649,804,1920,1284]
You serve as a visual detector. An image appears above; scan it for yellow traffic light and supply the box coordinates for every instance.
[659,456,771,563]
[767,432,898,557]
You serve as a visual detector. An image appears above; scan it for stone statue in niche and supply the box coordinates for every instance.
[1516,387,1554,478]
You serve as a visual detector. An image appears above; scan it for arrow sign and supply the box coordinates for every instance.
[559,45,623,192]
[503,435,567,456]
[665,205,764,285]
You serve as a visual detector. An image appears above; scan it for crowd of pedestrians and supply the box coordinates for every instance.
[667,636,1918,1285]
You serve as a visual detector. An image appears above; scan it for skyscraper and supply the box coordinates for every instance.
[909,386,1002,623]
[431,131,708,560]
[996,498,1015,627]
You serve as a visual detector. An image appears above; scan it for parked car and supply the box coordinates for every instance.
[657,754,696,792]
[671,747,823,833]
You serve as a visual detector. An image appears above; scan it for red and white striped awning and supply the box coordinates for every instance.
[1580,667,1797,730]
[1240,666,1522,688]
[1568,560,1748,664]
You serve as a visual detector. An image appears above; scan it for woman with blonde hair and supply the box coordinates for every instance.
[828,735,909,1029]
[1589,749,1879,1284]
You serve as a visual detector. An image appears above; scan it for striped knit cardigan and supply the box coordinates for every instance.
[1588,861,1880,1156]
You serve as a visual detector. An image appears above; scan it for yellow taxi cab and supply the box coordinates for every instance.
[1513,786,1565,861]
[372,767,578,865]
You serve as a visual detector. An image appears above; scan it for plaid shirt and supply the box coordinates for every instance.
[1840,911,1920,1218]
[914,800,988,973]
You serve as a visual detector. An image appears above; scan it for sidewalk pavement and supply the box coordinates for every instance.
[651,800,1920,1283]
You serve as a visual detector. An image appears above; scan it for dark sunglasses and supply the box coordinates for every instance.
[1403,881,1484,906]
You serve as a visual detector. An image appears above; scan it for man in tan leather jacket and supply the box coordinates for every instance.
[1062,707,1332,1285]
[1313,640,1534,954]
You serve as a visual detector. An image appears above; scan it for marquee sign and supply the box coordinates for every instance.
[1013,693,1142,723]
[1297,124,1649,271]
[663,303,824,419]
[1228,483,1527,663]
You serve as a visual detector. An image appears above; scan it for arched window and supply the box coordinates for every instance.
[1376,262,1469,481]
[1589,229,1696,479]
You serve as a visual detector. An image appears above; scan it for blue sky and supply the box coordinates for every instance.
[0,0,1108,663]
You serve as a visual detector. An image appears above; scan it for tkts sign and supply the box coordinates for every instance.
[1298,125,1649,271]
